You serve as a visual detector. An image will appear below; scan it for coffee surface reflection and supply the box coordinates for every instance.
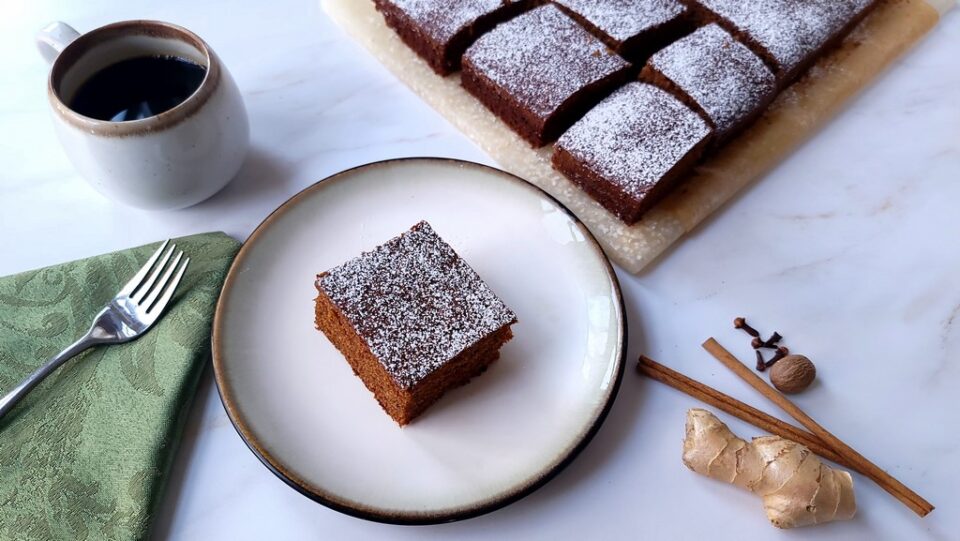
[69,55,206,122]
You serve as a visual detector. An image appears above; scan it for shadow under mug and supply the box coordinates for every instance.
[38,20,249,210]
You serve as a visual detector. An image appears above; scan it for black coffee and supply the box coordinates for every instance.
[68,55,207,122]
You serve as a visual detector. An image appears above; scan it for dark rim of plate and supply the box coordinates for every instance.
[211,157,628,525]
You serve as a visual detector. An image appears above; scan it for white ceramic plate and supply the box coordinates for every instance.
[213,158,625,524]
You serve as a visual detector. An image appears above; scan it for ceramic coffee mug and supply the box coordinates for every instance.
[37,20,249,210]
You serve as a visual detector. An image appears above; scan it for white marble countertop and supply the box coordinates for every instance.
[2,1,959,539]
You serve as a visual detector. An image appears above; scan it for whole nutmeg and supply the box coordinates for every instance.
[769,355,816,394]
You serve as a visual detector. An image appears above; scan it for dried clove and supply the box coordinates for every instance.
[756,350,767,372]
[734,317,761,338]
[757,332,783,349]
[765,346,790,368]
[738,317,788,372]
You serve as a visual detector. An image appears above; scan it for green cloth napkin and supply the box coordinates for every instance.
[0,232,240,541]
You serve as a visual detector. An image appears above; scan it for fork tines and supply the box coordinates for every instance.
[120,240,191,313]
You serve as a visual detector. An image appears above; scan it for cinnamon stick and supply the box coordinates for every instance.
[702,338,934,517]
[637,356,857,472]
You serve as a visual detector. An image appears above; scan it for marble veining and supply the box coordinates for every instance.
[0,0,958,539]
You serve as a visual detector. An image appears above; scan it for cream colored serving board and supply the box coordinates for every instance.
[323,0,954,273]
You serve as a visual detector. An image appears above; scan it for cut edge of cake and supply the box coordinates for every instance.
[680,0,881,84]
[552,0,695,62]
[461,3,635,147]
[553,82,713,223]
[373,0,540,75]
[314,221,517,426]
[640,23,778,143]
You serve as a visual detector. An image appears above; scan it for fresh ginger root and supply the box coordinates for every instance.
[682,409,856,528]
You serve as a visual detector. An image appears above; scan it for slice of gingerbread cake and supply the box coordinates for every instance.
[681,0,878,83]
[315,221,517,426]
[642,23,777,142]
[552,0,692,62]
[373,0,538,75]
[553,82,713,223]
[461,3,634,147]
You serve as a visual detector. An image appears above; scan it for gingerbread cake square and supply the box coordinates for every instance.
[373,0,537,75]
[553,82,712,223]
[314,221,517,426]
[462,3,634,147]
[682,0,878,83]
[642,23,777,141]
[552,0,692,62]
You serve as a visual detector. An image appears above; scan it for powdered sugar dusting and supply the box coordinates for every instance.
[317,221,516,389]
[693,0,876,75]
[463,4,630,120]
[557,82,711,199]
[383,0,528,44]
[554,0,686,44]
[649,24,776,135]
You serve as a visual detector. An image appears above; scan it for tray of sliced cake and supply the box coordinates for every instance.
[323,0,955,272]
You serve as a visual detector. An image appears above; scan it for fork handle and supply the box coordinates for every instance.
[0,333,96,420]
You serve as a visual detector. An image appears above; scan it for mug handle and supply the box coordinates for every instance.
[36,22,81,65]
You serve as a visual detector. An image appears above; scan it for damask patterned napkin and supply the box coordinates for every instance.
[0,233,240,540]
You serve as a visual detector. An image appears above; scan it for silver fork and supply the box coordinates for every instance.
[0,240,190,420]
